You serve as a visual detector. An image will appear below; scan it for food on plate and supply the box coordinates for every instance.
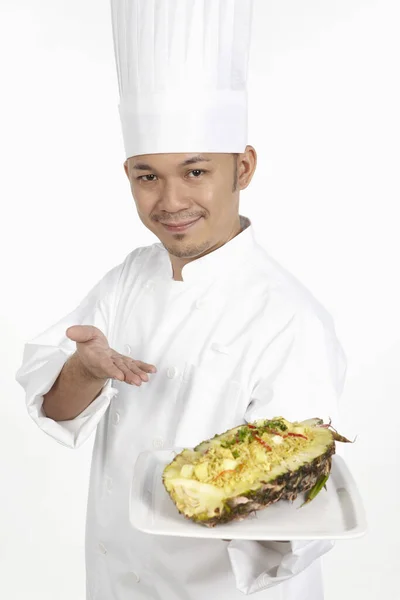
[162,417,353,527]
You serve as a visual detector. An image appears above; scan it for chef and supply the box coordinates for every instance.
[16,1,347,599]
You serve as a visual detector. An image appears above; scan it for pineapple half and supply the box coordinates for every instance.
[163,417,352,527]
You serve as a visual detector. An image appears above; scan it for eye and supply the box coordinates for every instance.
[137,174,157,182]
[136,169,206,183]
[188,169,206,178]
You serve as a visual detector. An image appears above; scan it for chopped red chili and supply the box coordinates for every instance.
[213,464,243,481]
[264,428,284,437]
[254,435,272,452]
[284,432,308,440]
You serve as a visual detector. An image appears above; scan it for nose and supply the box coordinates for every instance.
[157,180,190,213]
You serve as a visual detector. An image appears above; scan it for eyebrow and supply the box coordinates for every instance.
[131,155,212,171]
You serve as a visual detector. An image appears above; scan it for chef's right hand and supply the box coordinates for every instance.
[66,325,157,386]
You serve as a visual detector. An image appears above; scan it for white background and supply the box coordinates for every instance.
[1,0,399,598]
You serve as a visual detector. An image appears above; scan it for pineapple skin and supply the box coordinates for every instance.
[197,446,334,527]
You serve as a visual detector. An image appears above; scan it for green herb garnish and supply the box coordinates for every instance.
[238,428,251,442]
[264,419,287,432]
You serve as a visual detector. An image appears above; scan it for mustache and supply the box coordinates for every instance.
[155,214,204,223]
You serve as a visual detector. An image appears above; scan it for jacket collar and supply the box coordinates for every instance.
[157,215,258,284]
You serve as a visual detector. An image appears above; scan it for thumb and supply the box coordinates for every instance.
[66,325,101,344]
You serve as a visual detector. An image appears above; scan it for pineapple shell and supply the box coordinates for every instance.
[163,417,339,527]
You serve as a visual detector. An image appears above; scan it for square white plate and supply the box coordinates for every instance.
[129,450,367,540]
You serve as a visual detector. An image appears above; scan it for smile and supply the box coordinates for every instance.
[161,217,203,233]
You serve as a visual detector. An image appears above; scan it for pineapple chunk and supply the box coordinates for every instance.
[180,464,194,478]
[221,459,238,471]
[272,435,284,445]
[293,427,306,435]
[194,462,209,481]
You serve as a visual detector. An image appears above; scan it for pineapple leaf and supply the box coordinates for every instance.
[299,474,329,508]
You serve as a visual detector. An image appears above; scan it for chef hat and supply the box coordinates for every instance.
[110,0,254,159]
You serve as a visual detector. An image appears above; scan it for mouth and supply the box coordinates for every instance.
[160,217,203,233]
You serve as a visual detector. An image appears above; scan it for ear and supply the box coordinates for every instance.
[238,146,257,191]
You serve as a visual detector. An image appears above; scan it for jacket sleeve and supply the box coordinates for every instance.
[227,307,347,594]
[15,261,125,450]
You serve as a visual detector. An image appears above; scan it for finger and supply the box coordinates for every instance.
[124,359,151,382]
[113,358,143,385]
[132,360,157,373]
[110,368,126,382]
[115,357,154,380]
[109,351,155,373]
[97,358,125,382]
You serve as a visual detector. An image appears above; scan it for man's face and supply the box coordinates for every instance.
[123,149,256,262]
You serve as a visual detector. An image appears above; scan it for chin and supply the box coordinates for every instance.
[166,239,211,259]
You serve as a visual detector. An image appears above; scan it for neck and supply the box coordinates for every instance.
[170,216,243,281]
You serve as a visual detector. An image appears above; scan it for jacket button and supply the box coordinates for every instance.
[99,542,107,555]
[124,344,132,355]
[143,280,154,291]
[152,437,164,449]
[112,412,120,425]
[167,367,179,379]
[131,572,140,583]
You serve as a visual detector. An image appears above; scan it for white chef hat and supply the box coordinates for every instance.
[110,0,254,159]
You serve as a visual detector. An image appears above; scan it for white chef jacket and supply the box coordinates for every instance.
[16,215,347,600]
